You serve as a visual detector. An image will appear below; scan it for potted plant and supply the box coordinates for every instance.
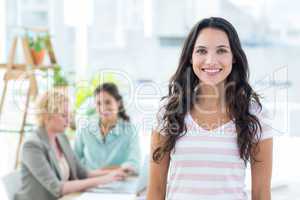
[53,65,69,87]
[28,33,51,65]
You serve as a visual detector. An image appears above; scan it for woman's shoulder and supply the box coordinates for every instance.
[118,119,137,134]
[249,102,279,140]
[22,129,49,154]
[23,136,41,149]
[249,102,271,120]
[119,119,133,126]
[23,128,45,145]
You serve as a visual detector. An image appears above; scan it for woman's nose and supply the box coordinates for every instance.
[204,53,217,65]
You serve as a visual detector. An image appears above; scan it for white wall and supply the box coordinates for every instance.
[0,0,6,62]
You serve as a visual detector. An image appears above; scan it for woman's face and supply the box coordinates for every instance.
[95,91,119,121]
[191,28,233,86]
[46,101,69,133]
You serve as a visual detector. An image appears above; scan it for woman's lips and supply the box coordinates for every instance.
[201,68,222,76]
[102,111,112,116]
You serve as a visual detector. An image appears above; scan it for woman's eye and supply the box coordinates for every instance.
[196,49,207,54]
[217,48,228,54]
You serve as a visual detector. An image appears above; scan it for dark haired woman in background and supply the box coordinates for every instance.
[74,83,141,175]
[147,17,274,200]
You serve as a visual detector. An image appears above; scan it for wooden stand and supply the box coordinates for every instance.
[0,29,56,169]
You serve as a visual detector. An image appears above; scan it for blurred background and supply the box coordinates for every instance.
[0,0,300,198]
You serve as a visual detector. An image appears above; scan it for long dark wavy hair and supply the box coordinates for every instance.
[153,17,262,165]
[94,83,130,122]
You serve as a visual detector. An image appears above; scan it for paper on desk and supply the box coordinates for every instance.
[75,192,136,200]
[88,177,139,194]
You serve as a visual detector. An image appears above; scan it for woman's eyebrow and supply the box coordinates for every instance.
[217,45,230,49]
[195,45,230,49]
[195,45,207,49]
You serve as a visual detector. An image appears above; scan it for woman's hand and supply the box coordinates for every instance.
[98,170,127,185]
[89,166,134,179]
[62,170,127,195]
[121,165,136,175]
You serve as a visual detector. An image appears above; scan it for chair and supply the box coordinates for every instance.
[1,171,21,200]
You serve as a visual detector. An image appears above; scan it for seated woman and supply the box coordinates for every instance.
[74,83,141,174]
[15,90,126,200]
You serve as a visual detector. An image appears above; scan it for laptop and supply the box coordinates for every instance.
[88,155,149,196]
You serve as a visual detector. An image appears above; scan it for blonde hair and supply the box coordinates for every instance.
[35,89,69,127]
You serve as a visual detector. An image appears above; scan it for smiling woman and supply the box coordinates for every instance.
[74,83,141,174]
[192,28,233,86]
[147,17,274,200]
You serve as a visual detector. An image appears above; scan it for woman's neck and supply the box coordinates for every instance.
[44,126,63,157]
[100,117,118,136]
[45,126,57,144]
[195,82,226,112]
[101,117,117,127]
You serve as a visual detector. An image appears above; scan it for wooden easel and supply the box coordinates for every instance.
[0,28,56,169]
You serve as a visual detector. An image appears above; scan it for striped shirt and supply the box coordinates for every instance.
[157,104,274,200]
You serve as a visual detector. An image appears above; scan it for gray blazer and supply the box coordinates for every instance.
[15,127,88,200]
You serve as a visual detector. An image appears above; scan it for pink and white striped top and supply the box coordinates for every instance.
[157,104,274,200]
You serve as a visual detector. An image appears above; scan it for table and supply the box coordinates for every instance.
[59,193,139,200]
[59,175,144,200]
[59,193,80,200]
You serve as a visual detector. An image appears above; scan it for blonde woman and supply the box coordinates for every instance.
[15,90,126,200]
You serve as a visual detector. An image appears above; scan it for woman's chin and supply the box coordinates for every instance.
[101,115,117,123]
[200,78,226,87]
[101,113,113,118]
[56,127,66,133]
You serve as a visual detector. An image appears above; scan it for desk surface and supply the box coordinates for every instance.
[59,193,80,200]
[59,193,139,200]
[59,176,143,200]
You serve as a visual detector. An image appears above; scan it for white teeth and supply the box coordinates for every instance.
[202,68,222,72]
